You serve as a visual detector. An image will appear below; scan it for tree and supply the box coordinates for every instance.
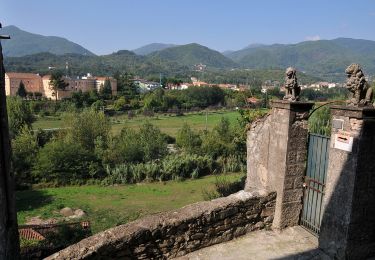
[115,72,138,98]
[100,78,112,99]
[62,109,110,152]
[49,71,69,101]
[138,122,168,161]
[107,123,168,164]
[11,127,39,186]
[16,81,27,98]
[113,96,127,111]
[32,139,101,185]
[176,123,202,154]
[6,96,34,138]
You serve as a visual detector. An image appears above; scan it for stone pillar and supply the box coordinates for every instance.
[245,100,313,229]
[319,106,375,260]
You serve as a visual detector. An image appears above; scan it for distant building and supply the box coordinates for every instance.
[5,72,43,96]
[95,76,117,96]
[5,72,117,100]
[133,79,160,93]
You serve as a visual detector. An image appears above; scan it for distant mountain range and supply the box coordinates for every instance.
[225,38,375,81]
[1,25,95,57]
[133,43,177,55]
[147,43,237,69]
[2,25,375,81]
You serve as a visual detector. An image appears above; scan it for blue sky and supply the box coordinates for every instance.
[1,0,375,55]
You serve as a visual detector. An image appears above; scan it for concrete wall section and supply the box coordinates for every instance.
[246,100,313,230]
[319,106,375,260]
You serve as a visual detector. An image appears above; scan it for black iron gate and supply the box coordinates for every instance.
[300,133,330,236]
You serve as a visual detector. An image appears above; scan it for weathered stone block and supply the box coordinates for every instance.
[286,164,305,176]
[190,233,204,240]
[283,189,303,203]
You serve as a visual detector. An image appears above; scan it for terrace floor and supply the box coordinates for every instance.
[176,226,330,260]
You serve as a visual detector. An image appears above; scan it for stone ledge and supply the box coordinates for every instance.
[271,100,314,111]
[330,105,375,119]
[46,191,276,260]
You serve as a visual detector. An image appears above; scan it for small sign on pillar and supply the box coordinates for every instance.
[333,130,353,152]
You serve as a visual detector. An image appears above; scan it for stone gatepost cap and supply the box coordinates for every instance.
[330,105,375,119]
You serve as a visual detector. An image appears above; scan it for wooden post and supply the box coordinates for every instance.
[0,24,20,259]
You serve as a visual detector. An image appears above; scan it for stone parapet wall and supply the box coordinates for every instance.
[46,191,276,259]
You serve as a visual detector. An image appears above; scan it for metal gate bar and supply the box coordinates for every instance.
[301,134,330,236]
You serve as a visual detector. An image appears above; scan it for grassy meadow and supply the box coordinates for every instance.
[17,173,243,234]
[32,110,241,137]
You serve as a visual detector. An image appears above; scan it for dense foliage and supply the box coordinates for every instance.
[7,96,34,137]
[7,79,353,187]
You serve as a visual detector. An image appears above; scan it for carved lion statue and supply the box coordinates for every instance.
[283,67,300,101]
[345,63,373,106]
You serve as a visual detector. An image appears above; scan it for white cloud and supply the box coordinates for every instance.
[305,35,321,41]
[370,11,375,16]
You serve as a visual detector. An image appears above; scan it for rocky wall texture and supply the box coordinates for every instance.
[46,191,276,260]
[319,106,375,259]
[245,101,313,230]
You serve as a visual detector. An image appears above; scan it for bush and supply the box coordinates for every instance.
[309,105,331,136]
[32,139,103,185]
[102,162,162,185]
[202,174,246,200]
[7,96,34,137]
[214,175,245,197]
[139,122,168,161]
[62,109,110,151]
[106,128,145,164]
[161,154,214,180]
[113,96,127,111]
[216,155,246,174]
[176,123,202,153]
[107,123,168,164]
[11,127,39,187]
[238,108,268,127]
[102,154,214,185]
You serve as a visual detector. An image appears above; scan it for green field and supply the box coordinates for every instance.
[17,173,243,233]
[32,110,241,137]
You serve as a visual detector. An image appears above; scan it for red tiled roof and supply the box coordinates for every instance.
[247,97,261,103]
[19,228,45,241]
[6,72,41,79]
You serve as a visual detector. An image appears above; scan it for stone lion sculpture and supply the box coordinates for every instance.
[283,67,300,101]
[345,63,373,106]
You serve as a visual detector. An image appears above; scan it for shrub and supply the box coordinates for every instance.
[216,155,246,174]
[309,105,331,136]
[113,96,127,111]
[107,128,145,164]
[7,96,34,138]
[62,109,110,151]
[138,122,168,161]
[214,175,245,197]
[202,174,246,200]
[102,162,162,185]
[11,127,39,187]
[176,123,202,153]
[161,154,214,180]
[107,123,168,165]
[32,139,103,185]
[238,108,269,127]
[102,154,214,185]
